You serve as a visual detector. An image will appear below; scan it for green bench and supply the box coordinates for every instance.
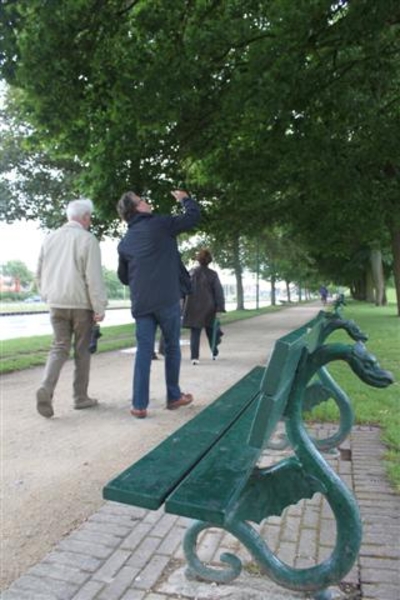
[103,309,394,600]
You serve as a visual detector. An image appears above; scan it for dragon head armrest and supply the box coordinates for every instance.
[311,341,394,389]
[321,315,368,343]
[350,342,394,388]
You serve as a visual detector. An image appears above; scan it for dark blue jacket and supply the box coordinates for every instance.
[117,197,200,317]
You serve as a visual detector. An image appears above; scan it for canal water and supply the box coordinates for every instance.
[0,308,133,341]
[0,300,272,341]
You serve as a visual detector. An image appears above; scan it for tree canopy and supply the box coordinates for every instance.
[1,0,399,311]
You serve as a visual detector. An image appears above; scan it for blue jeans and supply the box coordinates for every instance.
[133,301,182,409]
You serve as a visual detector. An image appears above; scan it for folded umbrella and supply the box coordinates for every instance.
[210,318,224,358]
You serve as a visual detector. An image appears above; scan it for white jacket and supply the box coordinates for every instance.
[37,221,108,316]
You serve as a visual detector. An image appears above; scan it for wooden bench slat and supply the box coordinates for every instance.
[164,318,327,524]
[165,399,261,525]
[103,366,264,510]
[249,313,325,450]
[249,339,305,449]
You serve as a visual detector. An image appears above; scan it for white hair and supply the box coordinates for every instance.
[66,198,94,221]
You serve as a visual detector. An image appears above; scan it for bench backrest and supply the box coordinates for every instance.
[248,312,326,449]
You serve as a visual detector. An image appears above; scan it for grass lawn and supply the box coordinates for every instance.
[1,299,398,489]
[0,305,282,374]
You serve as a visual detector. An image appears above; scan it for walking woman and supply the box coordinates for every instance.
[182,249,225,364]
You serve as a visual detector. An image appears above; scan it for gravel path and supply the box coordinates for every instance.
[0,304,321,590]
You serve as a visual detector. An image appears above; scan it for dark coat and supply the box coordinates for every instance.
[117,197,200,317]
[182,265,225,328]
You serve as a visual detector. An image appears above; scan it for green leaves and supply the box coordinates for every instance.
[1,0,399,309]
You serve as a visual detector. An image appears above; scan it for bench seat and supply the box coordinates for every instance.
[165,398,261,525]
[102,307,394,599]
[103,365,264,510]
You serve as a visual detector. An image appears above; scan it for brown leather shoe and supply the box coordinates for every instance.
[130,408,148,419]
[167,393,194,410]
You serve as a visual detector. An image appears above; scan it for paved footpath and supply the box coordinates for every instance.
[1,306,399,600]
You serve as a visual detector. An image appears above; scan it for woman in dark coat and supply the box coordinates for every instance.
[182,248,225,364]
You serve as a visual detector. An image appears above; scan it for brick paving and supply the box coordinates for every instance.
[2,424,399,600]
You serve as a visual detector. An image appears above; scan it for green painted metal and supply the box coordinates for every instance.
[247,337,305,450]
[303,366,355,451]
[232,456,324,523]
[319,312,368,345]
[259,309,369,454]
[179,330,393,598]
[299,309,368,452]
[165,399,261,523]
[102,309,394,600]
[103,365,263,509]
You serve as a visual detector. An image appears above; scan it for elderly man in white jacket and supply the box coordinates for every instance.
[36,198,107,418]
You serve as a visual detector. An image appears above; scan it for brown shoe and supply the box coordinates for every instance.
[167,393,194,410]
[130,408,148,419]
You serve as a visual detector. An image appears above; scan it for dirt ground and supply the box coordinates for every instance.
[0,304,320,591]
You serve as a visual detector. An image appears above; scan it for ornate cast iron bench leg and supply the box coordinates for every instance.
[181,341,393,600]
[182,439,361,599]
[303,313,369,453]
[303,365,354,452]
[267,364,355,454]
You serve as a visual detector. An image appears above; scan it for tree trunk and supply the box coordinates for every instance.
[351,277,367,300]
[255,240,260,309]
[298,284,302,302]
[390,227,400,317]
[365,266,375,303]
[232,236,244,310]
[270,274,276,306]
[286,280,291,302]
[370,247,386,306]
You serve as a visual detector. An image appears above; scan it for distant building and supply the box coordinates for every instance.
[0,275,21,293]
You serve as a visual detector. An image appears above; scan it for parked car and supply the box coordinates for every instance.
[23,295,42,303]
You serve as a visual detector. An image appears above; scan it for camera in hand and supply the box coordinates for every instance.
[89,324,102,354]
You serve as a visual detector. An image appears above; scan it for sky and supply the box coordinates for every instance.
[0,220,120,272]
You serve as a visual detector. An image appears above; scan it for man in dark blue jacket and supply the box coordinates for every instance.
[117,189,200,418]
